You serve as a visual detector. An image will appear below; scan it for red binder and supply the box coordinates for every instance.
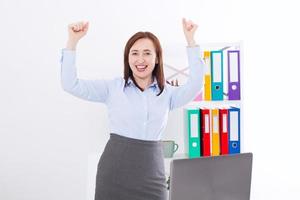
[219,108,229,155]
[200,108,211,156]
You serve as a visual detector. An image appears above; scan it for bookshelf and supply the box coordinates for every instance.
[184,41,243,158]
[164,41,244,171]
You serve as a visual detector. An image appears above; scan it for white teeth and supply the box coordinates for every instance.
[136,65,147,72]
[136,65,147,69]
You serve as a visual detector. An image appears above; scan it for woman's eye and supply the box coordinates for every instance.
[132,53,138,55]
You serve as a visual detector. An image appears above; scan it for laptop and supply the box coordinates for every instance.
[169,153,253,200]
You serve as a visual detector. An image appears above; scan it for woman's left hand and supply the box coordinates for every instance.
[182,18,198,46]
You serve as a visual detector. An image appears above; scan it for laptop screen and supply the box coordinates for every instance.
[169,153,252,200]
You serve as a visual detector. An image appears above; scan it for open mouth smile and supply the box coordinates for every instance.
[136,65,147,72]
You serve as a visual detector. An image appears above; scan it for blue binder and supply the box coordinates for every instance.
[210,50,224,100]
[228,107,240,154]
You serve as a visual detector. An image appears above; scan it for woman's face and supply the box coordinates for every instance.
[128,38,157,81]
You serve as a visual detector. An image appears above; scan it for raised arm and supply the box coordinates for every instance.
[169,18,204,110]
[61,22,110,103]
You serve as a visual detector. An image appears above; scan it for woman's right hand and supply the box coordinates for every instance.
[66,21,89,50]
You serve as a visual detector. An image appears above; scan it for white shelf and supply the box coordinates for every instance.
[186,100,241,108]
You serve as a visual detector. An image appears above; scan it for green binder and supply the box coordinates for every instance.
[184,108,201,158]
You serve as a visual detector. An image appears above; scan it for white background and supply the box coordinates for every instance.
[0,0,299,199]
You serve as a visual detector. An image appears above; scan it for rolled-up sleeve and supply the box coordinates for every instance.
[169,46,204,110]
[60,49,109,103]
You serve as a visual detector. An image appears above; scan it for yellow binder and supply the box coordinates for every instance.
[211,108,220,156]
[203,51,212,101]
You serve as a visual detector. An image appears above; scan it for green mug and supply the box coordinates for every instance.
[162,140,179,158]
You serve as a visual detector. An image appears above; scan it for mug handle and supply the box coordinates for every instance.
[173,143,179,153]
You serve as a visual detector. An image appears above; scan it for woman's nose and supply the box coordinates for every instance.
[136,56,145,63]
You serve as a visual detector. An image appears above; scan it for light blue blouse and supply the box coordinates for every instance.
[60,46,203,141]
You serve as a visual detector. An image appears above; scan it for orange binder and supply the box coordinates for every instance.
[203,51,212,101]
[211,108,220,156]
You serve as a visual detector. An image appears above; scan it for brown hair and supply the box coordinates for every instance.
[124,32,165,96]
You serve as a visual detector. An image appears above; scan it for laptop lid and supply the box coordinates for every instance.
[169,153,253,200]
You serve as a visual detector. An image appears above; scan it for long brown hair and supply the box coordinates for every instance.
[124,32,165,96]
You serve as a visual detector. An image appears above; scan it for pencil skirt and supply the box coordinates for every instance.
[94,133,167,200]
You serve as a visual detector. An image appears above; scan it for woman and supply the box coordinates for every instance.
[60,18,203,200]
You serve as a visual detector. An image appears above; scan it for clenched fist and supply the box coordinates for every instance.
[66,21,89,50]
[68,21,89,42]
[182,18,198,47]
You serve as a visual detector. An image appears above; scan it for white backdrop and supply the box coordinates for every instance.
[0,0,299,199]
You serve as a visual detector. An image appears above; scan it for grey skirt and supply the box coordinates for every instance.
[95,133,167,200]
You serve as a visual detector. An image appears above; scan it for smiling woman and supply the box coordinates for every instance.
[124,32,164,95]
[128,39,157,80]
[60,18,203,200]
